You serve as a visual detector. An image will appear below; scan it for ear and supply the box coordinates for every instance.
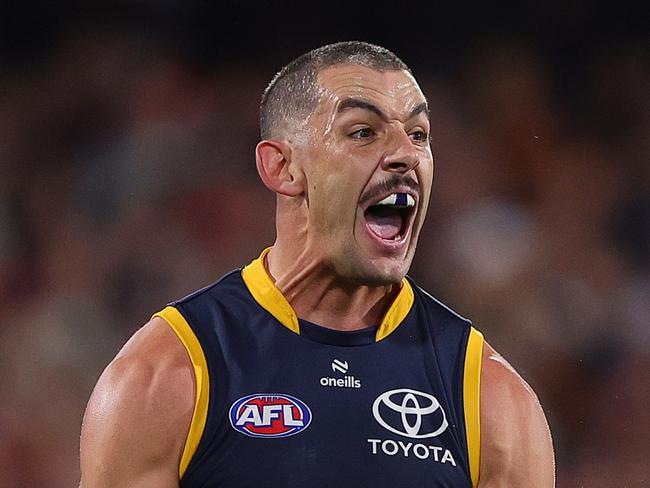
[255,139,304,197]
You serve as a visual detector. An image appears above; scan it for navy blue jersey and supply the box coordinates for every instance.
[154,249,483,487]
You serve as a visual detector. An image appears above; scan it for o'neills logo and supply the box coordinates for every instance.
[319,359,362,389]
[320,375,362,388]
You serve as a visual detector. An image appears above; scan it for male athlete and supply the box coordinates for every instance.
[80,42,554,487]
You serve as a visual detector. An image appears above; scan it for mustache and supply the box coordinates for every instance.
[359,175,420,207]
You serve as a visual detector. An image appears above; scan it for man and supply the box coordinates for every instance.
[80,41,554,487]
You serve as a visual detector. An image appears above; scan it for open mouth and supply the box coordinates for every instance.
[363,193,416,242]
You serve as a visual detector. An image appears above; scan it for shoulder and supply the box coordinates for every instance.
[79,317,194,486]
[408,279,471,326]
[173,268,245,307]
[92,316,195,429]
[478,341,555,487]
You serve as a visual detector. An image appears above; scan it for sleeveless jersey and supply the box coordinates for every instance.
[154,249,484,487]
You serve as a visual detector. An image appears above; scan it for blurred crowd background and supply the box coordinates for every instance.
[0,2,647,486]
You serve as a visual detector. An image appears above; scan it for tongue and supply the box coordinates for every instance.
[366,208,403,240]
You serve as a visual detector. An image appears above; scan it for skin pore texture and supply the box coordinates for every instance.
[258,64,434,330]
[79,61,555,488]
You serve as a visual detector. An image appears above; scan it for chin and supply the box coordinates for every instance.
[374,262,410,285]
[350,255,411,287]
[332,240,414,286]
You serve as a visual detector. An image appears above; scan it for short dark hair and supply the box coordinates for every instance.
[260,41,411,140]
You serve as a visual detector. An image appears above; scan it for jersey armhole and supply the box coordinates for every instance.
[463,326,484,487]
[153,306,210,479]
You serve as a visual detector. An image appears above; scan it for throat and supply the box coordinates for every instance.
[289,282,399,331]
[265,245,400,330]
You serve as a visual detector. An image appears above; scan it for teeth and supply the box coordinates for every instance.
[376,193,415,208]
[377,194,397,206]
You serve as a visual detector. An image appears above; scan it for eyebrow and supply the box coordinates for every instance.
[409,102,430,119]
[337,98,429,121]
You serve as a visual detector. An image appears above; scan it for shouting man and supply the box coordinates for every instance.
[80,41,555,487]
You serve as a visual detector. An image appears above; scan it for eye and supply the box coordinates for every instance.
[350,127,375,139]
[410,130,429,142]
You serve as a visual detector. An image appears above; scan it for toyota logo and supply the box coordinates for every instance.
[372,388,448,439]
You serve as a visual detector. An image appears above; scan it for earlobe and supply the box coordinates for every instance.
[256,140,304,197]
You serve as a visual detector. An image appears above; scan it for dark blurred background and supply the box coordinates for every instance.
[0,1,648,486]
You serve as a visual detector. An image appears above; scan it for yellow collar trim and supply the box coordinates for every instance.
[241,248,414,341]
[375,276,414,341]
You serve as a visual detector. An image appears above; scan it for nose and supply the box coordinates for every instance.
[381,127,421,174]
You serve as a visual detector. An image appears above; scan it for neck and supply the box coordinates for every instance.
[265,241,400,331]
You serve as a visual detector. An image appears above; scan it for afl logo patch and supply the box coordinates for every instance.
[229,393,312,438]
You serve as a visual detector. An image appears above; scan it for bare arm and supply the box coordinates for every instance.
[79,317,195,488]
[478,342,555,487]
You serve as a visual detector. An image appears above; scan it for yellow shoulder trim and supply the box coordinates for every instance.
[241,247,300,334]
[375,279,414,341]
[463,326,484,487]
[153,306,210,479]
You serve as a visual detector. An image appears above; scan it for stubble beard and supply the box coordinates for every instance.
[330,239,416,288]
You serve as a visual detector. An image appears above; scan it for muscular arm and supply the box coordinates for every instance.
[478,342,555,487]
[79,317,195,488]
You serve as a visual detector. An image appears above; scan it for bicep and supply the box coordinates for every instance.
[477,343,555,487]
[79,319,194,488]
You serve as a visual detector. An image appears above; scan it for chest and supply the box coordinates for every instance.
[183,316,472,488]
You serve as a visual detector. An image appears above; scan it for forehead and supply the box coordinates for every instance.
[315,64,426,117]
